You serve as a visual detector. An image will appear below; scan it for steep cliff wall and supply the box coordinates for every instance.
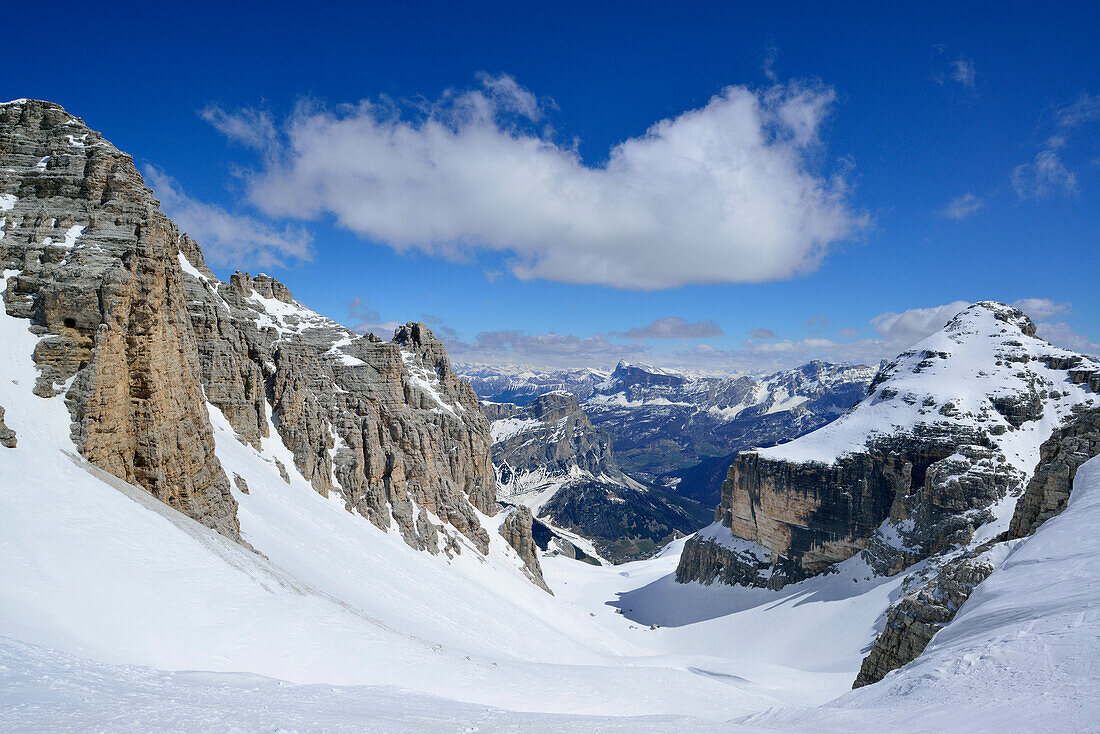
[178,250,498,554]
[0,99,239,539]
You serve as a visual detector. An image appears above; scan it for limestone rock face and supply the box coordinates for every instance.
[1009,398,1100,538]
[0,99,500,565]
[179,256,497,555]
[678,303,1099,590]
[499,505,550,592]
[0,99,240,539]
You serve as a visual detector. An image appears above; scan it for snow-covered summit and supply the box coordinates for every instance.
[760,301,1097,469]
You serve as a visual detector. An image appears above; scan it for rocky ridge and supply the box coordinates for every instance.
[0,99,543,585]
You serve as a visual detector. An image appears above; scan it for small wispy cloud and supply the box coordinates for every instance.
[1013,92,1100,200]
[199,105,277,151]
[1012,148,1077,199]
[940,192,984,219]
[1012,297,1069,321]
[951,59,976,88]
[143,165,313,268]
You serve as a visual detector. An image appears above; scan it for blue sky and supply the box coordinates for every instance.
[10,1,1100,371]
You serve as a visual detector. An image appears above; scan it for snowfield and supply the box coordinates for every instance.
[1,277,1099,731]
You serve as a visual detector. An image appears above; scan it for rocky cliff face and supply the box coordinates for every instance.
[1008,395,1100,538]
[0,99,240,539]
[0,100,512,569]
[854,391,1100,687]
[489,391,710,562]
[853,551,995,687]
[178,249,497,554]
[678,303,1099,590]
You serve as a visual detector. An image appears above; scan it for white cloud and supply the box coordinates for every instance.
[1012,298,1069,321]
[870,301,971,347]
[199,105,277,150]
[211,75,867,290]
[613,317,723,339]
[1012,148,1077,199]
[1034,321,1100,354]
[1055,93,1100,128]
[1013,92,1100,199]
[143,165,312,268]
[940,192,984,220]
[951,59,976,88]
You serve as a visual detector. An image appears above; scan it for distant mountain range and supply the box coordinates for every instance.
[461,359,875,507]
[484,391,710,562]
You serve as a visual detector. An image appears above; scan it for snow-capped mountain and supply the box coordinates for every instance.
[677,301,1100,685]
[458,364,611,405]
[486,391,710,562]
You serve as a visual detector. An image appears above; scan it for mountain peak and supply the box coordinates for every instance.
[946,301,1037,339]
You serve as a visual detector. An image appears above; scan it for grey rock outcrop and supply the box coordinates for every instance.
[1009,398,1100,538]
[853,552,994,687]
[0,406,16,448]
[179,257,496,556]
[0,99,240,539]
[499,504,551,592]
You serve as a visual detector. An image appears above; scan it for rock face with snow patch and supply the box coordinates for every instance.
[678,303,1099,590]
[1008,396,1100,538]
[178,244,496,556]
[853,552,994,687]
[490,391,710,561]
[0,100,240,539]
[0,406,16,448]
[0,99,504,564]
[855,391,1100,687]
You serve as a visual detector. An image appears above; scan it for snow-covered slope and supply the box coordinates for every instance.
[0,280,777,718]
[8,455,1099,731]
